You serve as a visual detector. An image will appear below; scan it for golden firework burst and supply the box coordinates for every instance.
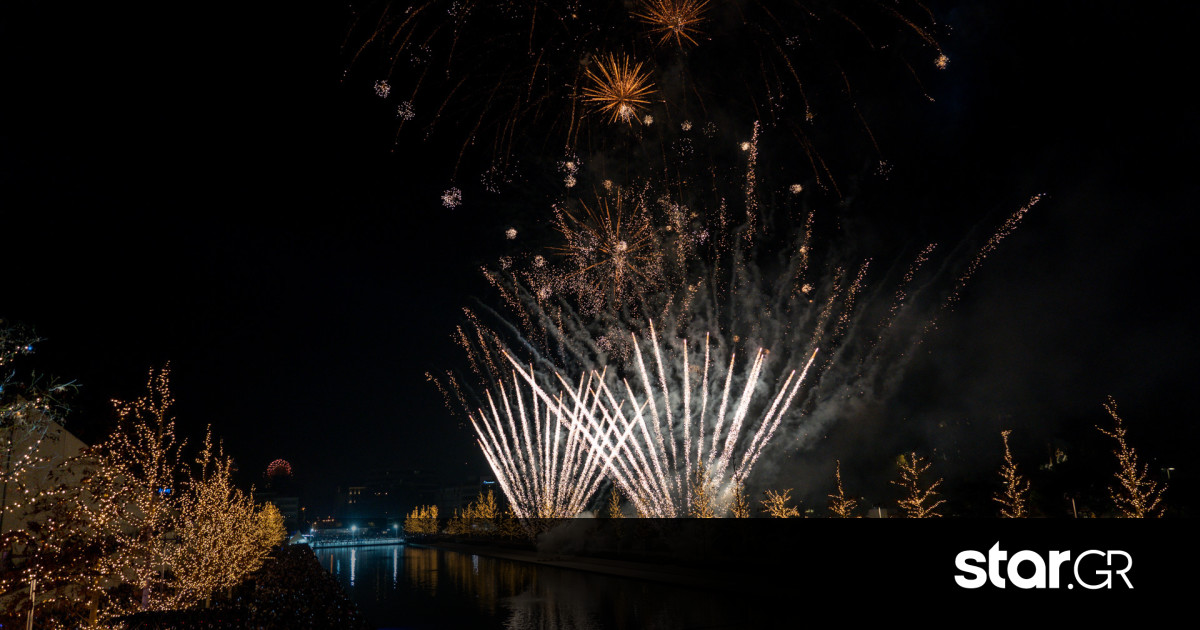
[634,0,709,47]
[548,194,663,314]
[581,54,656,125]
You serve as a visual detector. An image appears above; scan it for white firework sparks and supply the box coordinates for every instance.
[470,359,613,521]
[396,100,416,121]
[509,321,819,518]
[613,324,817,517]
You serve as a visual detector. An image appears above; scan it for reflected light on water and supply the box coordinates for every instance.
[317,544,764,629]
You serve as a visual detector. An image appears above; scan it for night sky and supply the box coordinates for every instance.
[3,1,1196,517]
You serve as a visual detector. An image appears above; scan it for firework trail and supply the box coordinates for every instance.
[469,314,820,518]
[579,322,819,517]
[343,1,948,193]
[432,114,1044,510]
[469,359,612,520]
[381,0,1032,512]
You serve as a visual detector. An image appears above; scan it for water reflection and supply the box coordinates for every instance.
[316,544,763,629]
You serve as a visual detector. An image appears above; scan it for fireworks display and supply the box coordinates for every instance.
[545,194,663,315]
[5,0,1194,623]
[266,458,293,480]
[468,358,611,520]
[634,0,709,48]
[343,0,948,189]
[581,54,657,125]
[580,324,820,517]
[414,61,1050,516]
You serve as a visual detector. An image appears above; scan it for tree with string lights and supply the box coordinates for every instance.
[729,482,750,518]
[82,365,185,612]
[0,459,112,629]
[0,322,83,627]
[1098,397,1166,518]
[403,505,438,535]
[760,489,801,518]
[169,428,270,608]
[0,322,75,535]
[254,502,286,553]
[689,465,715,518]
[892,452,945,518]
[606,490,624,519]
[828,460,857,518]
[994,430,1029,518]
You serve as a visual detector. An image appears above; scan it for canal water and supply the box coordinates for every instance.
[315,544,765,629]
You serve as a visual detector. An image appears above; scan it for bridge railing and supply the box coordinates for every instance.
[304,535,406,549]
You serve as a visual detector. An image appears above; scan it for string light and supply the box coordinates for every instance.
[994,430,1029,518]
[827,460,857,518]
[760,489,801,518]
[892,452,945,518]
[1098,397,1166,518]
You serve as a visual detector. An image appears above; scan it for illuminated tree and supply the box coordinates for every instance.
[760,489,801,518]
[403,506,422,535]
[729,482,750,518]
[445,509,466,536]
[828,460,857,518]
[456,489,498,536]
[404,505,439,535]
[0,451,110,628]
[0,323,108,628]
[255,502,287,552]
[170,428,267,607]
[606,490,624,519]
[85,365,185,611]
[495,506,527,540]
[994,430,1030,518]
[1098,397,1166,518]
[426,504,440,532]
[689,464,715,517]
[0,322,75,534]
[892,452,945,518]
[424,504,439,532]
[474,489,498,522]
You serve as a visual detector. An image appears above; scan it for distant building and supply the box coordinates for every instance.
[331,470,499,530]
[435,476,499,516]
[864,506,892,518]
[333,469,444,532]
[1,419,88,533]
